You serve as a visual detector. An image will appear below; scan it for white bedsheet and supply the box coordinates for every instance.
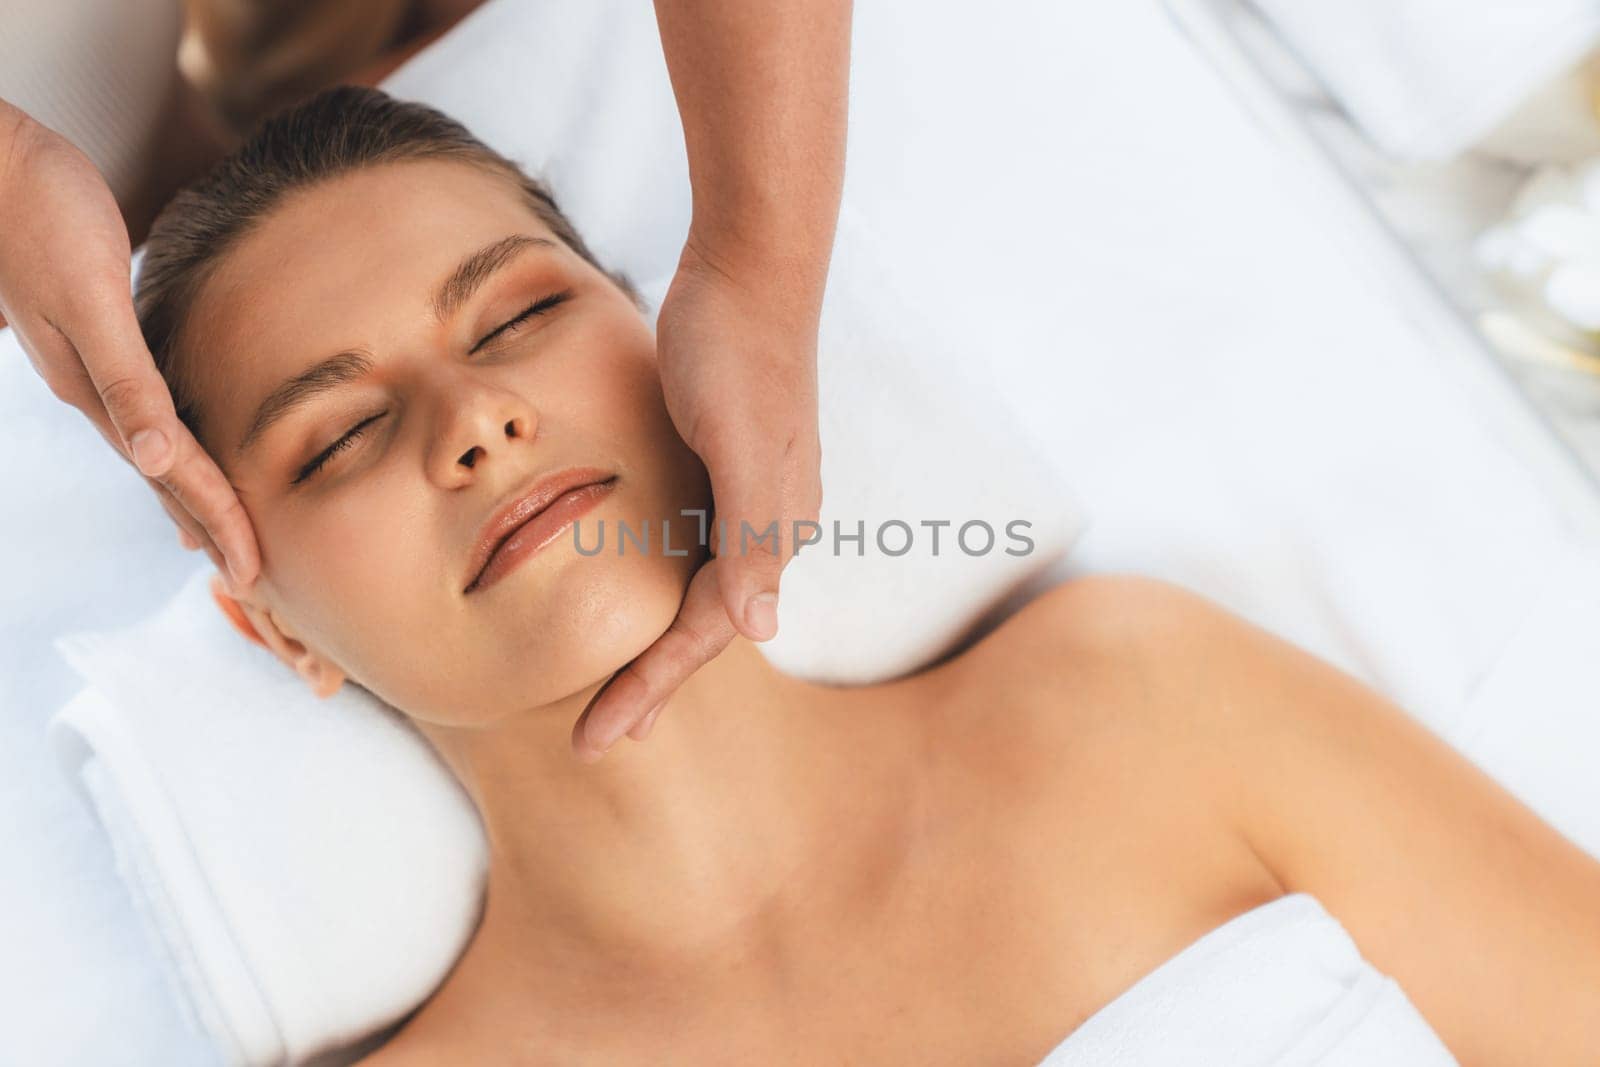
[4,1,1600,1063]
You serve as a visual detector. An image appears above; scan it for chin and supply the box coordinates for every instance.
[373,494,706,725]
[455,546,699,721]
[563,547,698,664]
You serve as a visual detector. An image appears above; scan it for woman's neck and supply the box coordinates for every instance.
[418,636,926,981]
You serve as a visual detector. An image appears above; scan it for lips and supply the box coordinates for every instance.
[463,466,616,594]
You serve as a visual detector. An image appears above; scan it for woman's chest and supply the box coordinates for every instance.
[555,760,1281,1066]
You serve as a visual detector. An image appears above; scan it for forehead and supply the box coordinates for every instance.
[183,160,563,446]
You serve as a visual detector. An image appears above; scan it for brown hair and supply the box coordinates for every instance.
[135,84,636,451]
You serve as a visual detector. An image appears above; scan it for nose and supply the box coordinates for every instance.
[427,374,539,487]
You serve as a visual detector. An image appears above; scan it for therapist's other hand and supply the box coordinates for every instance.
[571,237,823,761]
[0,101,260,586]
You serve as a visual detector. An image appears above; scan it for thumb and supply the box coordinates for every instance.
[73,289,182,477]
[707,436,797,644]
[69,287,264,587]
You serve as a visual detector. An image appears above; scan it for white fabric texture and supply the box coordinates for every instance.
[1036,894,1457,1066]
[0,0,185,203]
[9,0,1600,1063]
[50,596,488,1067]
[1250,0,1600,160]
[45,206,1086,1064]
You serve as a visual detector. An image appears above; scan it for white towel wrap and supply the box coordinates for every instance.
[1036,893,1457,1066]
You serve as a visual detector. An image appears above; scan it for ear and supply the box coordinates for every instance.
[209,573,347,699]
[210,574,269,649]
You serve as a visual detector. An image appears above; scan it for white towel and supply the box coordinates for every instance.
[1251,0,1600,160]
[1036,893,1458,1065]
[50,597,488,1067]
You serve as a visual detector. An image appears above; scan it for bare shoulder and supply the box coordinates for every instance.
[939,574,1236,746]
[960,573,1229,673]
[921,573,1271,841]
[926,575,1289,954]
[972,576,1600,1064]
[925,575,1600,1062]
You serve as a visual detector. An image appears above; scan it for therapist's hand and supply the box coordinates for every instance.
[572,236,823,760]
[0,101,260,586]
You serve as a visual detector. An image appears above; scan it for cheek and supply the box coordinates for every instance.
[576,363,710,540]
[260,477,449,696]
[563,323,697,476]
[555,318,658,416]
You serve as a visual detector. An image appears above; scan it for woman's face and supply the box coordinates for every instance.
[183,159,710,725]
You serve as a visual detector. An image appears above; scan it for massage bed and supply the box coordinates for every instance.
[3,1,1598,1062]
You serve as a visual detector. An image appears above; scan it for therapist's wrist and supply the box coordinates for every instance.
[679,219,836,336]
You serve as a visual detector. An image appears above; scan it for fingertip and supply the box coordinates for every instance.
[582,704,632,757]
[743,591,779,642]
[718,561,780,642]
[572,709,607,762]
[225,540,262,588]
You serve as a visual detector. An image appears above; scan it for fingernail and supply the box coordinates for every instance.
[744,592,779,641]
[634,701,666,740]
[129,430,171,476]
[584,712,628,756]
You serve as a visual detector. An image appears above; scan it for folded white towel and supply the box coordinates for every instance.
[1251,0,1600,160]
[1036,893,1457,1065]
[50,644,485,1067]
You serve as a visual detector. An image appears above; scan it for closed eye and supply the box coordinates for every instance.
[470,289,573,354]
[293,411,386,485]
[288,291,570,486]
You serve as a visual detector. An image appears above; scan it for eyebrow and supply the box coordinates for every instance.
[234,233,557,457]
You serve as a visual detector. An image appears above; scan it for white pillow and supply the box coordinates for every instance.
[51,587,486,1067]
